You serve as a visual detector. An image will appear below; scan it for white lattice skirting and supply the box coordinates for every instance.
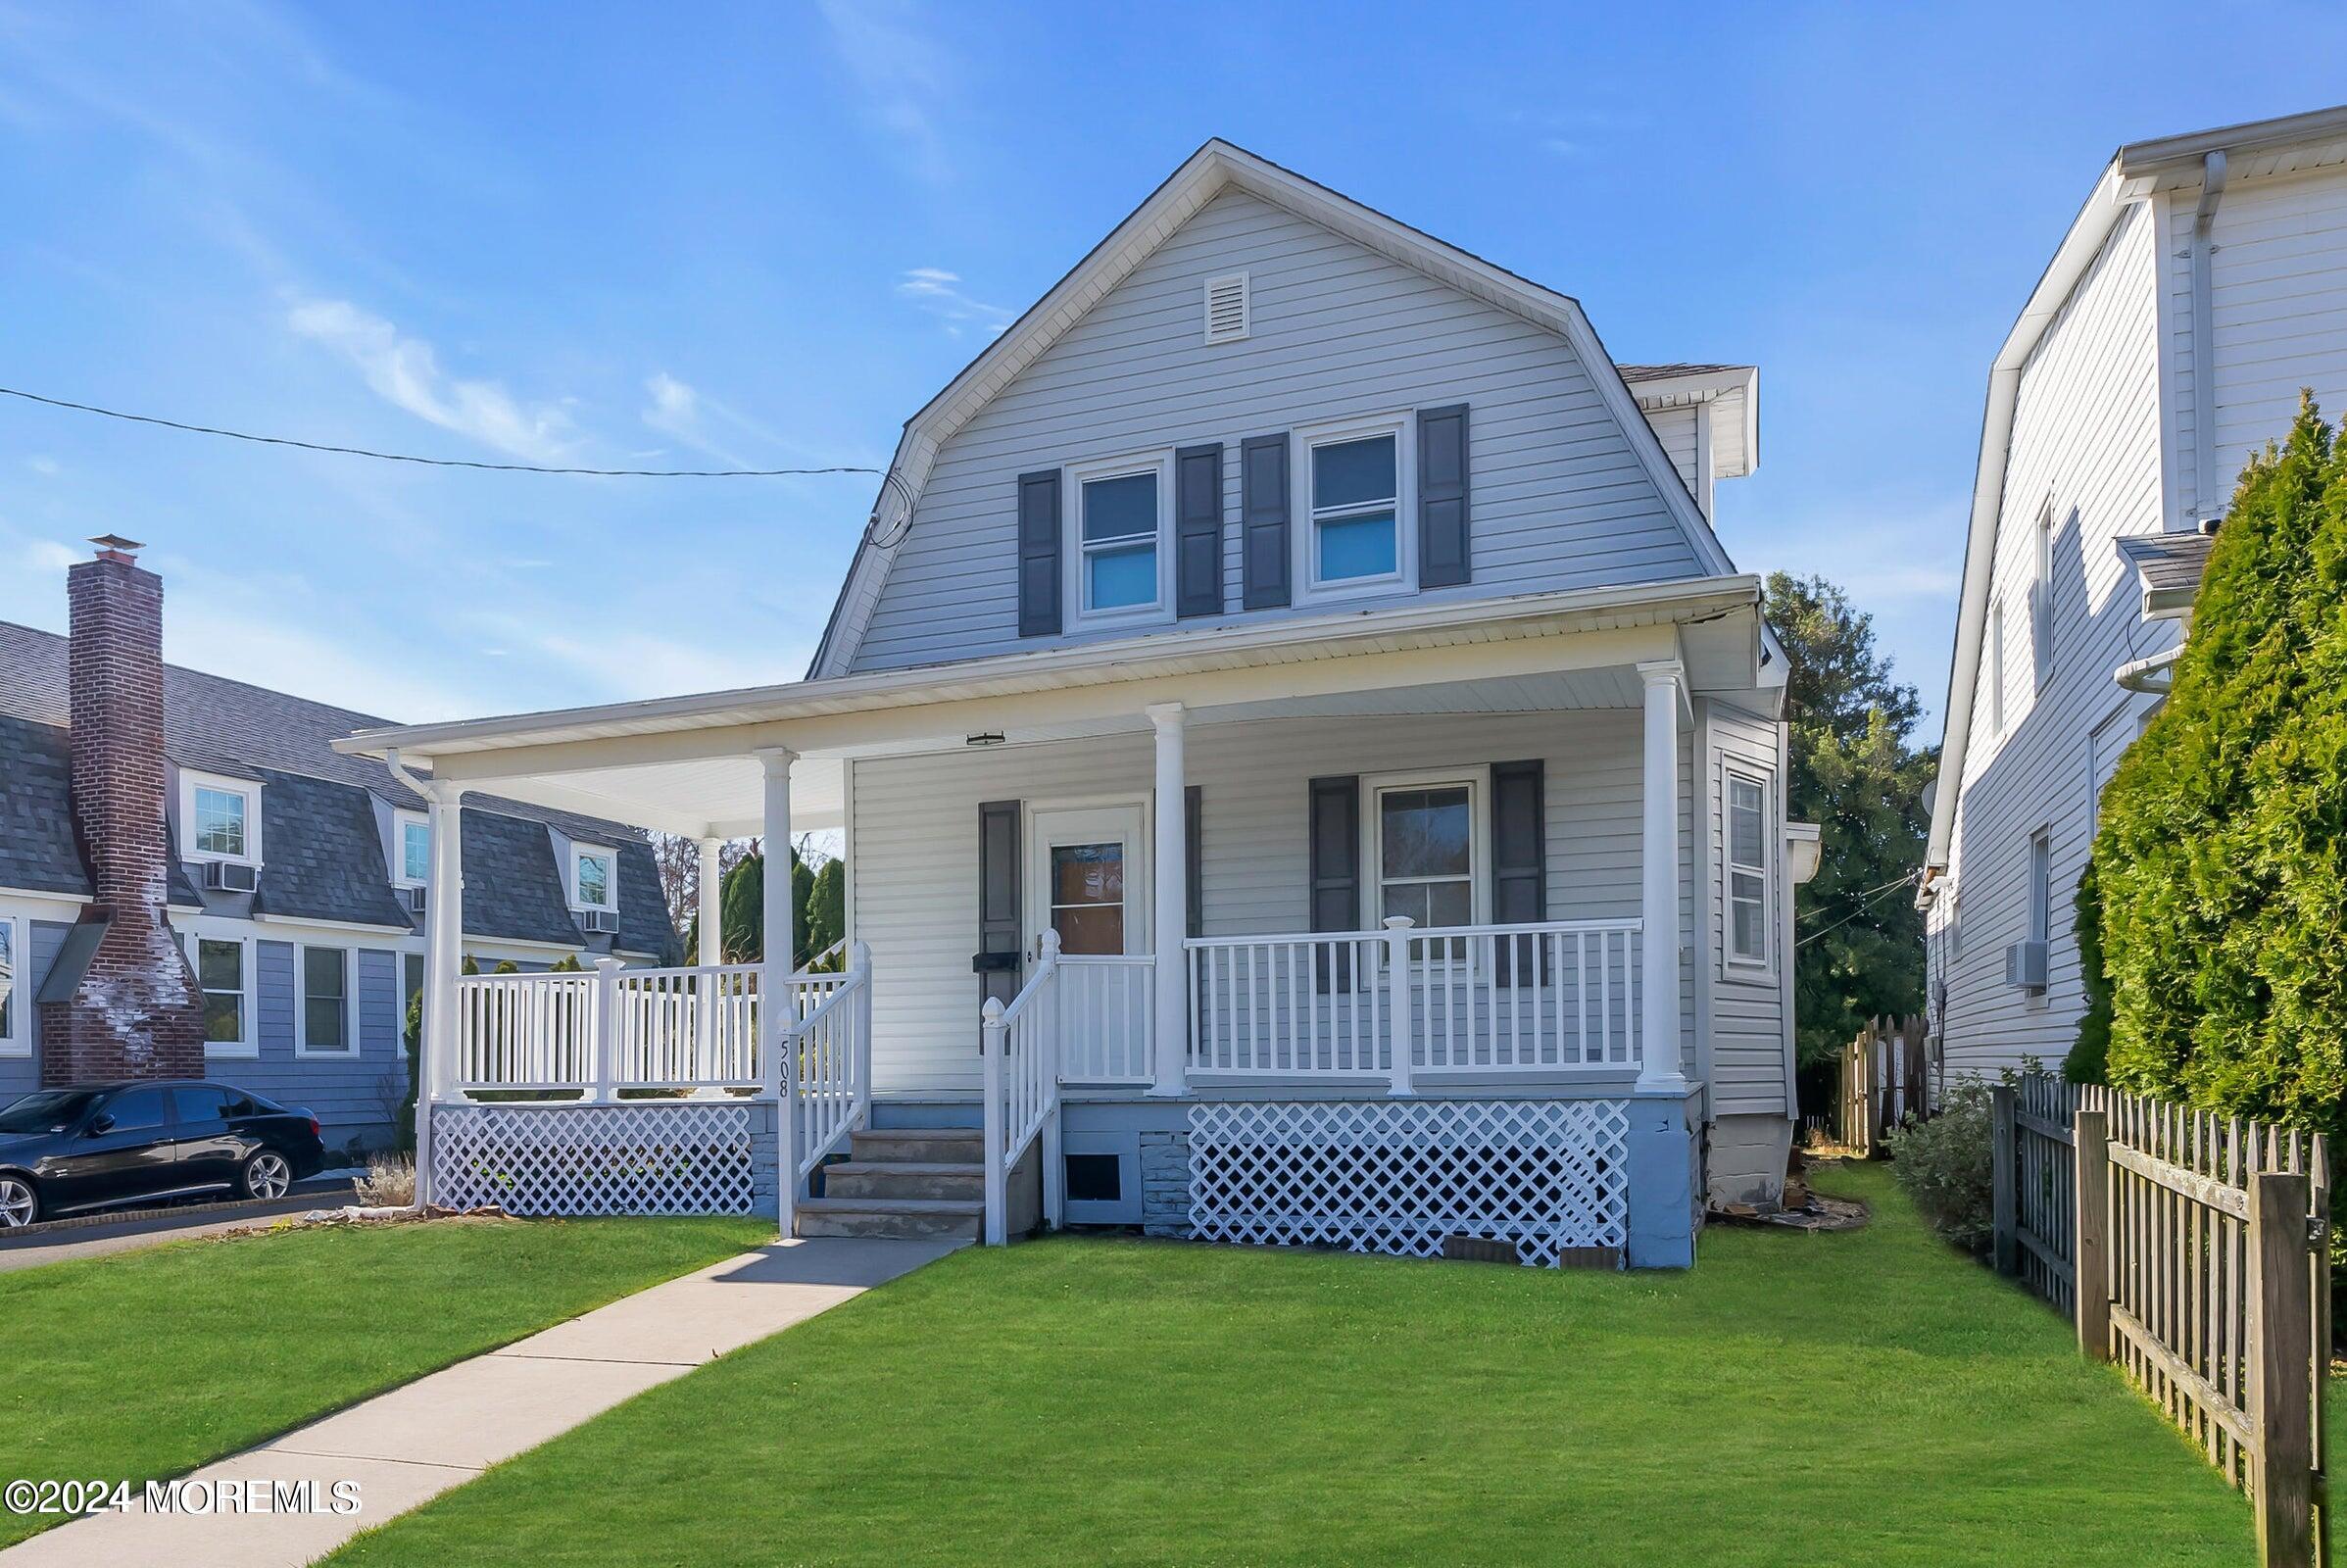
[1188,1100,1630,1267]
[431,1102,757,1216]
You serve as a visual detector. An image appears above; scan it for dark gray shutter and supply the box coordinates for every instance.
[1417,404,1470,588]
[1185,784,1203,939]
[1308,774,1360,992]
[1241,432,1291,610]
[1175,444,1224,618]
[1489,759,1546,984]
[976,799,1022,1021]
[1016,470,1061,638]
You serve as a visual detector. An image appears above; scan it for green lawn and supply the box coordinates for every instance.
[0,1213,768,1547]
[331,1164,2254,1567]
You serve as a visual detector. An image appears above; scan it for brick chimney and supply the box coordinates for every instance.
[38,536,205,1083]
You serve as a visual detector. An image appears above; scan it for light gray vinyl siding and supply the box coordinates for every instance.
[1935,199,2167,1079]
[850,710,1697,1097]
[849,188,1707,673]
[0,918,69,1102]
[1703,702,1791,1116]
[237,939,405,1147]
[2165,163,2347,522]
[1643,405,1700,497]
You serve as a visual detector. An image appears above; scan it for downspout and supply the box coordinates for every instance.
[2114,645,2183,696]
[2188,150,2228,524]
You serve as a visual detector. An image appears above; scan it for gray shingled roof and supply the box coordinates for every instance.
[0,712,88,898]
[0,620,676,957]
[2117,531,2219,598]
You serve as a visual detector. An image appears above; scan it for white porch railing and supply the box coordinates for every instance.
[1055,954,1154,1083]
[981,930,1063,1247]
[791,947,873,1182]
[1186,931,1392,1076]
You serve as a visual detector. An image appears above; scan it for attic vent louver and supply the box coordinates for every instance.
[1202,271,1249,344]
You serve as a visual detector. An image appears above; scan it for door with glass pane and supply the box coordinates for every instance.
[1025,806,1148,958]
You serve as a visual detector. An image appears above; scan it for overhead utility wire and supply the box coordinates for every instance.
[0,383,894,483]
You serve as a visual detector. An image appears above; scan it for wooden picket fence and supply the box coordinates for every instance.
[1992,1074,2331,1567]
[1834,1015,1934,1154]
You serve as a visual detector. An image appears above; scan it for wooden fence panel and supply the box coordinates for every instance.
[1991,1074,2330,1566]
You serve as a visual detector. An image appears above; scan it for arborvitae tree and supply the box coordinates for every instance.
[2064,860,2111,1085]
[713,844,833,968]
[2089,395,2347,1137]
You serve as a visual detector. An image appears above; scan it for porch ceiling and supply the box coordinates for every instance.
[334,575,1767,839]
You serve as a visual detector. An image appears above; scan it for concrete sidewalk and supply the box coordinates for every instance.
[1,1235,960,1567]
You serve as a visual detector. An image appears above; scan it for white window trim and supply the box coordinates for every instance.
[1062,449,1175,630]
[294,944,359,1057]
[1293,411,1416,606]
[1358,766,1490,933]
[1723,765,1775,975]
[187,930,258,1058]
[570,845,618,911]
[179,769,263,866]
[393,810,430,889]
[0,909,27,1058]
[2033,502,2056,691]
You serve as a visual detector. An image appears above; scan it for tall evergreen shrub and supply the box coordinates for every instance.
[2088,396,2347,1138]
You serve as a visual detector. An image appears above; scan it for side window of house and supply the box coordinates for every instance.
[301,946,352,1054]
[2033,504,2056,689]
[400,816,430,884]
[574,848,614,909]
[197,938,247,1049]
[1308,429,1402,590]
[1726,772,1771,966]
[1077,465,1164,617]
[193,784,249,858]
[1989,597,2006,735]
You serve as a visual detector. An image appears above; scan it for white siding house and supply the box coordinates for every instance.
[341,141,1803,1268]
[1926,104,2347,1078]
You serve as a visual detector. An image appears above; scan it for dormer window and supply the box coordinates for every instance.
[1296,413,1414,602]
[1066,451,1172,626]
[180,771,261,865]
[394,811,430,887]
[572,846,616,910]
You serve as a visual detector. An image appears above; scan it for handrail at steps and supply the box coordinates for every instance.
[787,941,873,1184]
[981,929,1062,1247]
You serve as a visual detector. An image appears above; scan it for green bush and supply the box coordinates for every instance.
[1882,1079,1995,1252]
[2090,397,2347,1140]
[2065,860,2111,1085]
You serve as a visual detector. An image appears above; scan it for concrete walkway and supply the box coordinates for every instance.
[2,1236,960,1567]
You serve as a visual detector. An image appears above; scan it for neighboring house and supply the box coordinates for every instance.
[342,140,1806,1267]
[1924,104,2347,1076]
[0,541,675,1155]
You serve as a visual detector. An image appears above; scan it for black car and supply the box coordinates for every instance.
[0,1080,326,1228]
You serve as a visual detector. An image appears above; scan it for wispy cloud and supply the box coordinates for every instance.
[895,267,1010,338]
[286,297,575,462]
[816,0,954,182]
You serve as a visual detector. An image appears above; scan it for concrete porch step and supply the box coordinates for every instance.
[821,1160,984,1202]
[850,1128,983,1165]
[795,1196,983,1241]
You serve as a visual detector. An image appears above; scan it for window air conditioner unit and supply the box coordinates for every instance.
[2005,939,2048,990]
[205,860,257,894]
[581,908,619,935]
[403,885,427,916]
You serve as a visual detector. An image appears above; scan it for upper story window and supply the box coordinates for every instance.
[1727,771,1772,967]
[2033,504,2056,690]
[394,811,430,886]
[1297,414,1413,600]
[1067,453,1171,624]
[1988,597,2007,736]
[182,774,260,863]
[572,846,616,910]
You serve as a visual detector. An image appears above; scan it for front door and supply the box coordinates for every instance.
[1025,805,1148,959]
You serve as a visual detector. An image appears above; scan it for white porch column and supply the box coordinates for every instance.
[1636,661,1688,1093]
[757,748,799,1233]
[696,837,724,966]
[417,783,465,1207]
[1146,702,1189,1097]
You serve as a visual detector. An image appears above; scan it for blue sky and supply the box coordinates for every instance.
[0,2,2338,736]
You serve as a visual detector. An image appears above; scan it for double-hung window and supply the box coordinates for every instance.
[1299,415,1412,598]
[0,913,23,1057]
[395,812,430,886]
[573,847,615,911]
[1370,775,1482,948]
[194,935,254,1056]
[299,946,354,1055]
[1068,454,1169,623]
[182,773,260,864]
[1726,772,1772,967]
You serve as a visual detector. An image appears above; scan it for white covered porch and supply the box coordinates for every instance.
[340,577,1773,1264]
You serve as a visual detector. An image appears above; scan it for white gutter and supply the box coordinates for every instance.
[2115,645,2182,696]
[2187,151,2228,524]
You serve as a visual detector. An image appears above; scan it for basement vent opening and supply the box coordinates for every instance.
[1202,271,1249,345]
